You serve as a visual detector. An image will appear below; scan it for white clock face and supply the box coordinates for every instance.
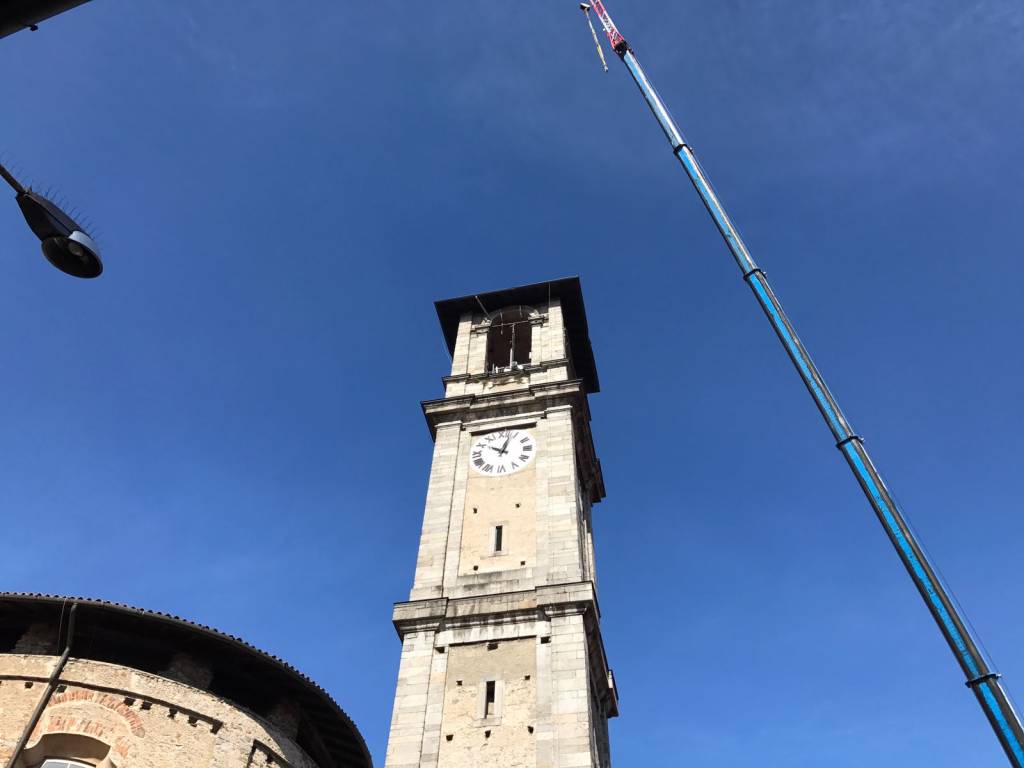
[470,428,536,476]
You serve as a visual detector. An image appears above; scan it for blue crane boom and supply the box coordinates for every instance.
[578,2,1024,763]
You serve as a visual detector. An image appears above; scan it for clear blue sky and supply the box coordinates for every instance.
[2,2,1023,766]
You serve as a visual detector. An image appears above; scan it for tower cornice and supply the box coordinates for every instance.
[422,378,589,433]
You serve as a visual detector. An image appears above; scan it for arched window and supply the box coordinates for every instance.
[22,733,108,768]
[485,306,534,373]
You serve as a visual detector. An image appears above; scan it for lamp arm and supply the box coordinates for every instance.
[0,162,26,195]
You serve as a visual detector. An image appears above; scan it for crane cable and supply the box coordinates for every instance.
[578,4,609,73]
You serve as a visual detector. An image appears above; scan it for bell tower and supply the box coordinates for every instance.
[383,278,617,768]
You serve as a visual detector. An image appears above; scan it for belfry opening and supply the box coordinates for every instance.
[485,306,533,373]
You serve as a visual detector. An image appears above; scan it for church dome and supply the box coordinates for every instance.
[0,593,371,768]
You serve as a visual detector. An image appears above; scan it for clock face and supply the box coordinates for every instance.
[469,428,536,476]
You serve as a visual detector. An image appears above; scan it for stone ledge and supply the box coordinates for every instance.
[421,380,589,437]
[535,583,598,614]
[392,583,603,638]
[440,357,571,388]
[391,598,447,637]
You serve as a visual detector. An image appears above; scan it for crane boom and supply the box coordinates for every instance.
[584,3,1024,764]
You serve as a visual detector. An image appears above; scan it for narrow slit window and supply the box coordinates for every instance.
[494,525,504,553]
[484,680,497,718]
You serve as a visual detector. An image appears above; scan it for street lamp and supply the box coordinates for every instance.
[0,161,102,278]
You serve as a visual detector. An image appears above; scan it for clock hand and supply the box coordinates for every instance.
[499,435,512,455]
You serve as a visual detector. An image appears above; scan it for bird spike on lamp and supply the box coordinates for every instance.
[1,161,103,279]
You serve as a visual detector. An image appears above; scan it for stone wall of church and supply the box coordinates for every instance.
[0,654,317,768]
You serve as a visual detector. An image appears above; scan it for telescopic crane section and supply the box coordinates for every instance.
[581,3,1024,766]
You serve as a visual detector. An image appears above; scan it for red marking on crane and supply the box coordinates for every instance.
[587,0,628,53]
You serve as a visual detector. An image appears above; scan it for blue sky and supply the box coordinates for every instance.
[2,1,1023,765]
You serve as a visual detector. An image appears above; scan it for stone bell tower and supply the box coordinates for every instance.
[384,278,617,768]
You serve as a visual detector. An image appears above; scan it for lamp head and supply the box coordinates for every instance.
[15,190,102,278]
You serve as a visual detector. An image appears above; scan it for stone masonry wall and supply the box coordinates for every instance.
[385,591,611,768]
[458,463,538,577]
[436,639,536,768]
[0,655,317,768]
